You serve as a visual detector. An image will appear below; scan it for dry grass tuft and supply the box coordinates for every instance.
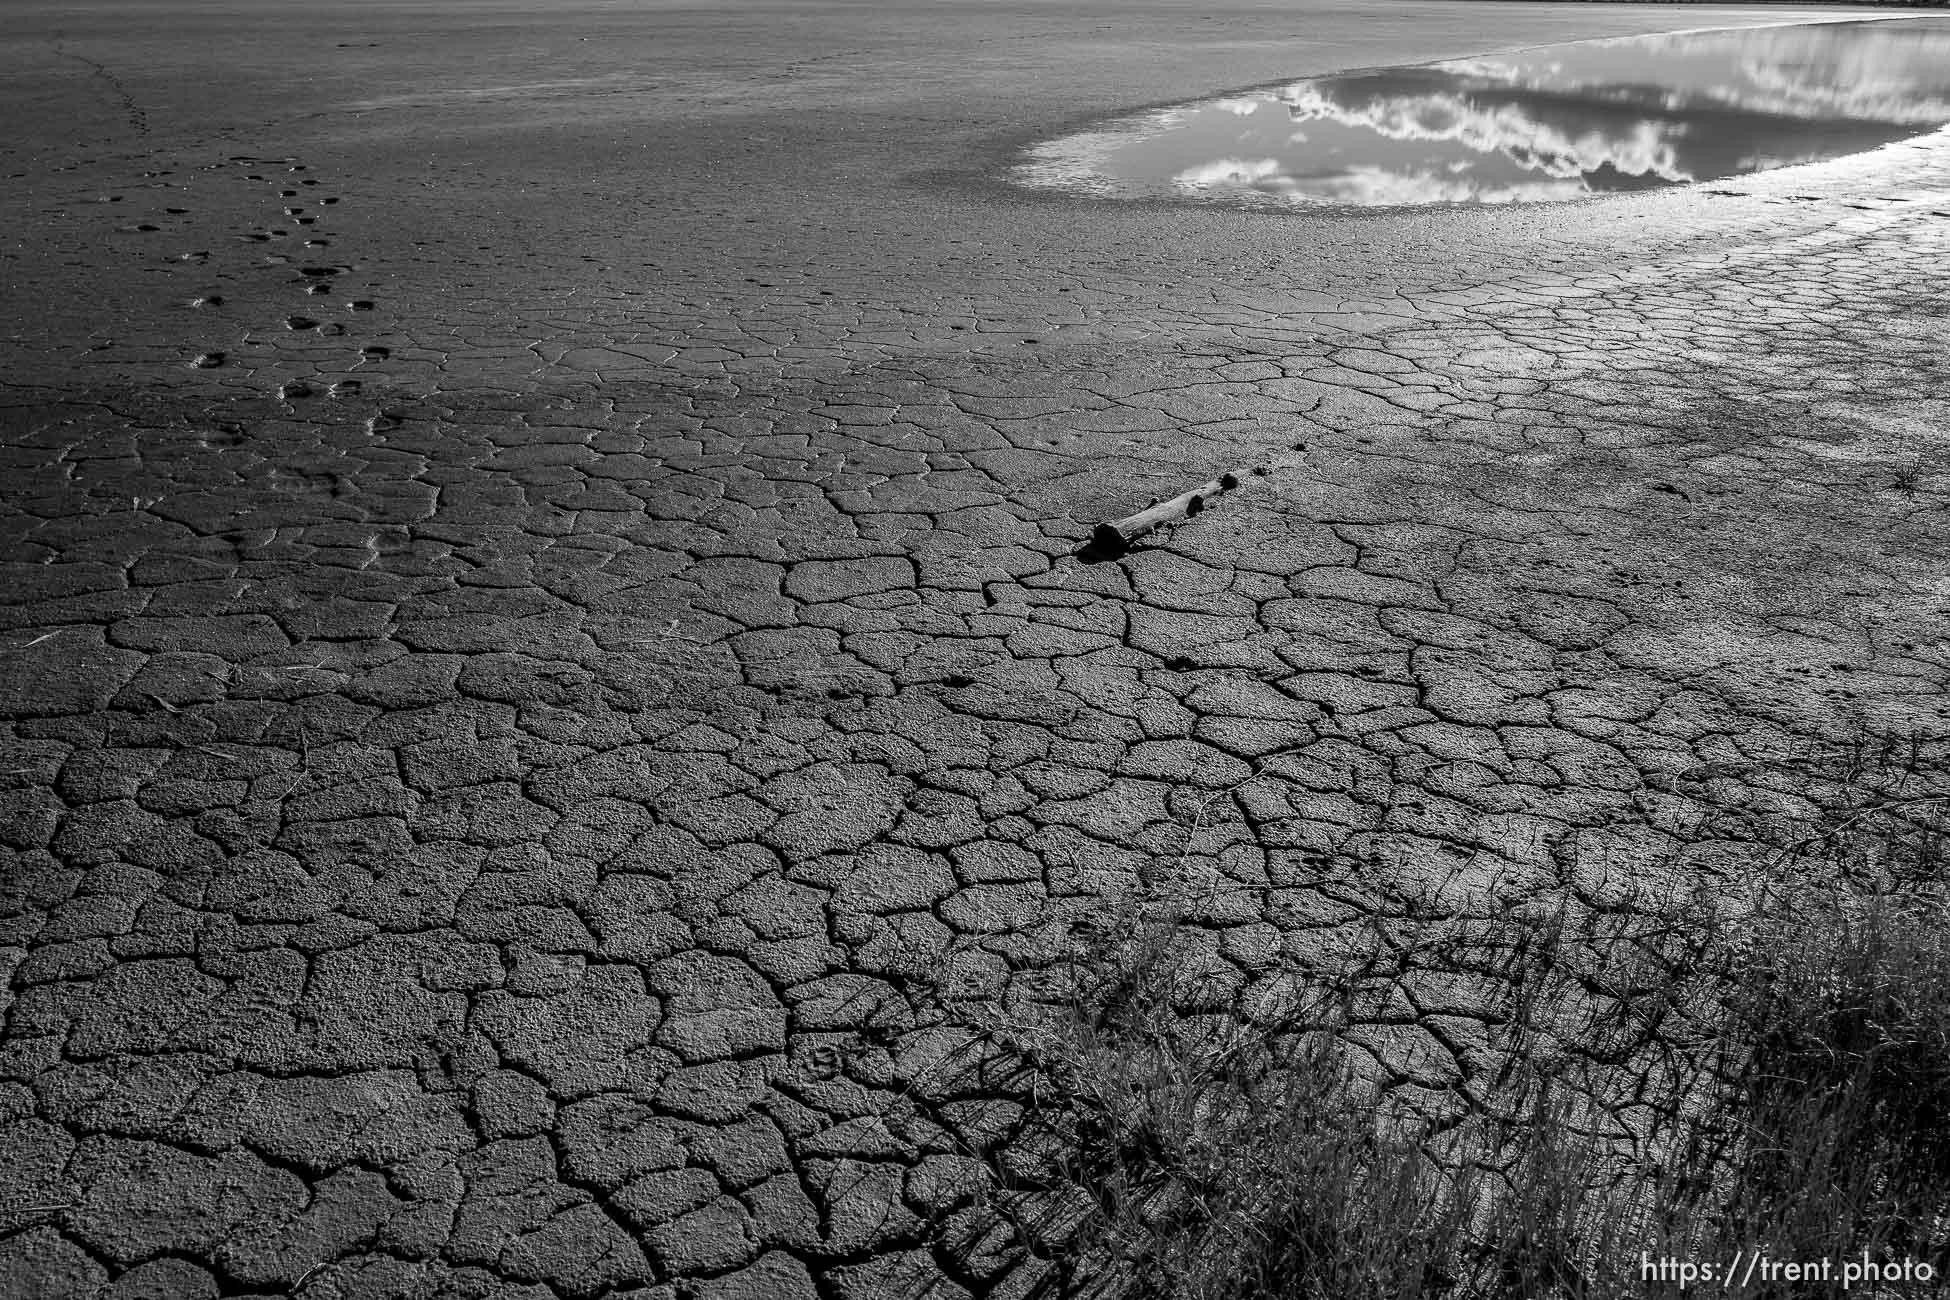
[928,743,1950,1298]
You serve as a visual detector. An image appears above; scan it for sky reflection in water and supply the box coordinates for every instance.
[1016,19,1950,207]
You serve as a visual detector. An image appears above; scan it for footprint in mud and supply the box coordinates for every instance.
[285,316,318,330]
[190,352,225,368]
[264,464,343,497]
[166,207,188,214]
[319,197,339,206]
[347,300,374,312]
[359,345,390,361]
[369,528,415,559]
[295,217,316,226]
[281,189,298,198]
[305,283,331,295]
[284,207,305,216]
[191,295,222,308]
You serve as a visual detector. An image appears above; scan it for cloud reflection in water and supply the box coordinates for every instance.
[1016,18,1950,207]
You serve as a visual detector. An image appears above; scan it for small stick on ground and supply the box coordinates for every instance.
[1084,470,1244,560]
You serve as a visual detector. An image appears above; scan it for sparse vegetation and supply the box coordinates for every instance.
[925,740,1950,1298]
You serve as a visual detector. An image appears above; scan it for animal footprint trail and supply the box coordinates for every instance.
[197,155,376,394]
[52,37,149,136]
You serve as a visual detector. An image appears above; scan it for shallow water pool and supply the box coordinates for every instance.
[1015,18,1950,208]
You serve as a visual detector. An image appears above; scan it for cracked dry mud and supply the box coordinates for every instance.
[4,1,1950,1297]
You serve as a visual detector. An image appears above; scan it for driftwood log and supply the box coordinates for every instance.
[1086,470,1243,558]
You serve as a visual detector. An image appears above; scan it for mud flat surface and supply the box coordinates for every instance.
[4,1,1950,1297]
